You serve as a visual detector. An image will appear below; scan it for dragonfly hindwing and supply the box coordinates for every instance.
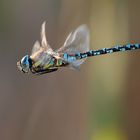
[57,25,90,69]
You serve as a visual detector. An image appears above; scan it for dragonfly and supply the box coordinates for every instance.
[17,21,140,75]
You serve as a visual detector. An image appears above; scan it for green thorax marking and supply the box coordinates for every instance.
[55,58,63,67]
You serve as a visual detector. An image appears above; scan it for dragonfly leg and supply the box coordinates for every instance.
[32,68,58,75]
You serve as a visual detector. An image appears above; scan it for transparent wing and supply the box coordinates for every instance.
[31,21,53,55]
[31,22,55,67]
[41,21,48,47]
[41,21,54,52]
[57,24,90,69]
[31,41,41,55]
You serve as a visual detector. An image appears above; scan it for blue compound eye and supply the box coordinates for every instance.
[20,55,30,73]
[21,55,29,65]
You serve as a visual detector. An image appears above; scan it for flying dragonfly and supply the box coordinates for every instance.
[17,22,140,75]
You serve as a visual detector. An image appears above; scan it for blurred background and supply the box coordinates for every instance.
[0,0,140,140]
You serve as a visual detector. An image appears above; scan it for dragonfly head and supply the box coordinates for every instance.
[17,55,31,73]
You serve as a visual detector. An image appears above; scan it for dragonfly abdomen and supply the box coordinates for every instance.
[75,44,140,59]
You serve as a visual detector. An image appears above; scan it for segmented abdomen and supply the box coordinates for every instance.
[75,44,140,59]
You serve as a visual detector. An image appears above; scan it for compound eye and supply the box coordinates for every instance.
[20,55,30,73]
[21,55,29,65]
